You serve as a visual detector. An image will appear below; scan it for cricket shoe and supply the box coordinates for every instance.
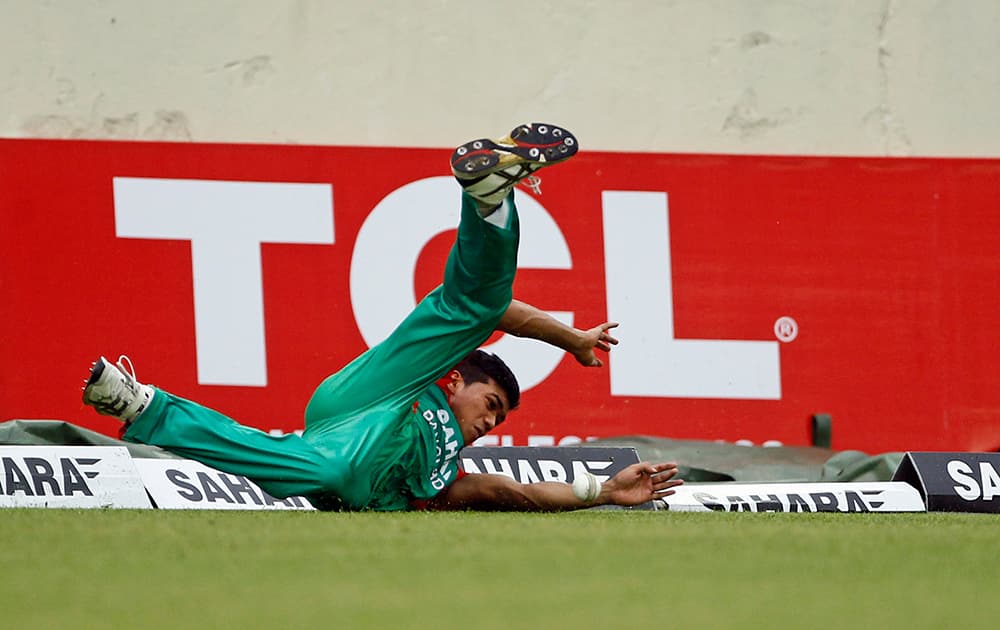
[451,122,578,206]
[82,355,154,423]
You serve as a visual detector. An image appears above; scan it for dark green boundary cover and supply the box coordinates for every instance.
[1,420,903,482]
[0,419,180,460]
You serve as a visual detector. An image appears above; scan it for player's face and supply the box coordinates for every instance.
[447,375,511,445]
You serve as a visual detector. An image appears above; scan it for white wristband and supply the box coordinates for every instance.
[571,472,602,502]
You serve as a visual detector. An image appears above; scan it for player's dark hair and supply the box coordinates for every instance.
[455,349,520,411]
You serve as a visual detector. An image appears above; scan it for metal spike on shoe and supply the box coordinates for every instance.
[450,122,577,206]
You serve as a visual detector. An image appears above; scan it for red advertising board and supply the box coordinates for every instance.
[2,138,999,452]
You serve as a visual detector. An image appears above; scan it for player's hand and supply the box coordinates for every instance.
[601,462,683,506]
[572,321,619,367]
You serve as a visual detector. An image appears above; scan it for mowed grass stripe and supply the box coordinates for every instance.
[1,510,997,629]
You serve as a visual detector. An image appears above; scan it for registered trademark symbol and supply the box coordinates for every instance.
[774,316,798,342]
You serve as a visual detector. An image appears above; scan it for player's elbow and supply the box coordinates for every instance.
[487,481,545,511]
[435,474,543,512]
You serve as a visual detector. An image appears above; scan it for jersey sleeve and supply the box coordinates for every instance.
[408,468,468,511]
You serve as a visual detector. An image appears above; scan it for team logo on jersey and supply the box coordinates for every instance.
[422,407,460,490]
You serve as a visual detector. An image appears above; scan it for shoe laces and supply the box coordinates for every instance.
[116,355,138,383]
[519,175,543,195]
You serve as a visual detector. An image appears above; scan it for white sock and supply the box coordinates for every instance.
[480,197,511,229]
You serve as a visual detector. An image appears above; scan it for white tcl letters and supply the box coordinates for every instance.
[602,191,781,399]
[113,177,334,386]
[947,460,1000,501]
[112,176,782,399]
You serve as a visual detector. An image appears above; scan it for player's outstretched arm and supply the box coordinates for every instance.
[499,299,619,367]
[425,462,682,512]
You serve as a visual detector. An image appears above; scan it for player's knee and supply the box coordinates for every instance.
[314,458,350,493]
[313,457,372,507]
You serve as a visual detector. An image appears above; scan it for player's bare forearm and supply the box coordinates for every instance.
[499,299,619,367]
[426,463,683,512]
[499,300,577,347]
[429,474,598,512]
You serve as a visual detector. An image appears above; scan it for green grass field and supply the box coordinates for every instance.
[2,510,998,629]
